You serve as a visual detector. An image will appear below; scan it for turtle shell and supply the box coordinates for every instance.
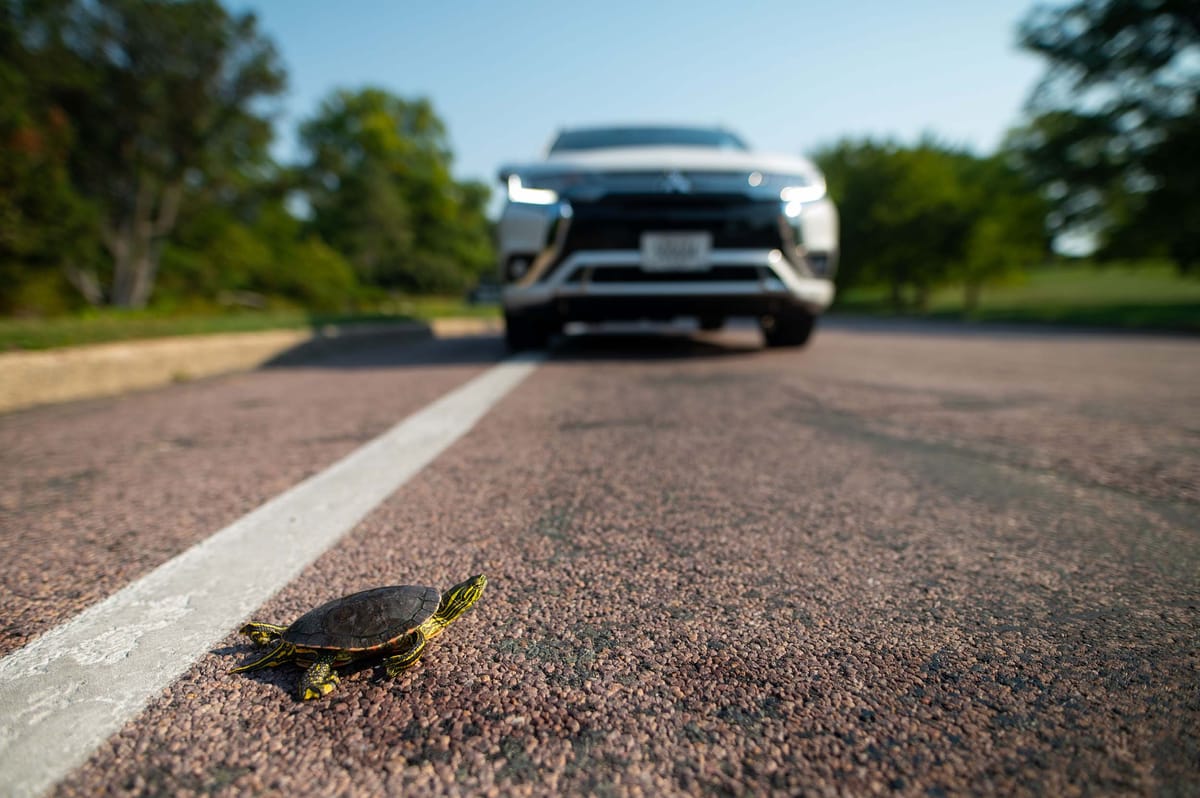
[283,585,441,652]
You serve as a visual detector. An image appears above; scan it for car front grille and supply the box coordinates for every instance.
[547,195,787,275]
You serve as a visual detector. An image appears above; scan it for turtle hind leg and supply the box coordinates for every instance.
[383,631,427,678]
[298,651,340,700]
[230,640,296,673]
[239,622,287,646]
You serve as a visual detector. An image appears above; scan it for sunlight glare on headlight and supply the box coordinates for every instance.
[507,175,559,205]
[780,182,826,204]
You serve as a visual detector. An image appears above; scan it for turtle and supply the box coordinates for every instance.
[231,574,487,700]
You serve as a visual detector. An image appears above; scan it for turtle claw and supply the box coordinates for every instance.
[302,672,339,701]
[298,652,340,701]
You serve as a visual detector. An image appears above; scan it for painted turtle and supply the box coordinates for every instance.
[231,574,487,700]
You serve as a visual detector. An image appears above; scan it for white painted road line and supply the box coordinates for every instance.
[0,353,545,798]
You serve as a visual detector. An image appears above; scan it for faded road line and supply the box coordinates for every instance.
[0,352,544,798]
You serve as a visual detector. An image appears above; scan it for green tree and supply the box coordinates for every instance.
[4,0,285,307]
[958,153,1049,311]
[299,88,492,293]
[817,139,1048,311]
[248,203,357,310]
[1014,0,1200,272]
[158,197,358,312]
[817,139,973,310]
[813,139,890,293]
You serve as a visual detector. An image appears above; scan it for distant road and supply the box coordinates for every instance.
[1,322,1196,796]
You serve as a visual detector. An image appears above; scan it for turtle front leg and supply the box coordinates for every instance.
[298,651,341,701]
[383,631,427,678]
[239,622,287,646]
[231,640,296,673]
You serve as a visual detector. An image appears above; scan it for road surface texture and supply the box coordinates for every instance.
[0,337,493,655]
[2,321,1197,796]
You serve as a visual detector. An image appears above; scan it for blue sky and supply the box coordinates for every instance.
[236,0,1045,196]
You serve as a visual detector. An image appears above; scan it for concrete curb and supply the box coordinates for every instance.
[0,317,502,414]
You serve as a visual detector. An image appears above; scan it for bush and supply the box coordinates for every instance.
[275,237,358,311]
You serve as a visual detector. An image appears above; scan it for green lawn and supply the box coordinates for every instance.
[0,297,500,352]
[832,262,1200,333]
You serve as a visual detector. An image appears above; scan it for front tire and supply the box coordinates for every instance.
[761,309,815,348]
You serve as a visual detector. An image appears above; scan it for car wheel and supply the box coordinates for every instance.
[761,310,815,347]
[504,311,552,351]
[698,315,726,331]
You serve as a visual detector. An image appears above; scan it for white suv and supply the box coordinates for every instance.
[496,125,838,349]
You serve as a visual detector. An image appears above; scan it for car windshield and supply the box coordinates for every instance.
[549,127,748,153]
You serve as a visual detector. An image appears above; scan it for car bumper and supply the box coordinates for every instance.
[502,248,835,320]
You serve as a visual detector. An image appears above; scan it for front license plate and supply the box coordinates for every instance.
[640,232,712,271]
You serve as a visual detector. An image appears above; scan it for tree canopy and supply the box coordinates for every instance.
[298,88,493,293]
[1013,0,1200,271]
[1,2,495,314]
[2,0,287,308]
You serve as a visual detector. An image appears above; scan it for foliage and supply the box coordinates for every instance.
[1,0,285,308]
[1,3,494,316]
[957,154,1050,310]
[816,139,1048,310]
[298,88,493,294]
[158,200,357,311]
[0,12,97,314]
[1013,0,1200,272]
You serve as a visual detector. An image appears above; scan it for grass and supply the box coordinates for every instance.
[0,296,500,352]
[3,263,1197,352]
[832,262,1200,334]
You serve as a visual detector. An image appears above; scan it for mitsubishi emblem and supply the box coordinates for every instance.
[661,170,692,194]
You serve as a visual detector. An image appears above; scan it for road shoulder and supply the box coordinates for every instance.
[0,318,501,413]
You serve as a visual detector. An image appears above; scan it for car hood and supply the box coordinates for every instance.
[527,146,820,176]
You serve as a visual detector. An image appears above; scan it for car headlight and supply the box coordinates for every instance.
[780,180,826,204]
[506,171,602,205]
[774,174,827,217]
[507,174,560,205]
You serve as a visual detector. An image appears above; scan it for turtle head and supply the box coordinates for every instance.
[435,574,487,625]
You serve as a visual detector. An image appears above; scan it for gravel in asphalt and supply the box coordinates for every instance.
[36,324,1198,796]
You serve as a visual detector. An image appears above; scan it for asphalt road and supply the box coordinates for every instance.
[2,321,1197,796]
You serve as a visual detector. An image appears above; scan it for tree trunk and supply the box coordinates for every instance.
[103,177,182,308]
[1170,241,1196,276]
[64,263,105,306]
[914,283,930,312]
[964,281,982,313]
